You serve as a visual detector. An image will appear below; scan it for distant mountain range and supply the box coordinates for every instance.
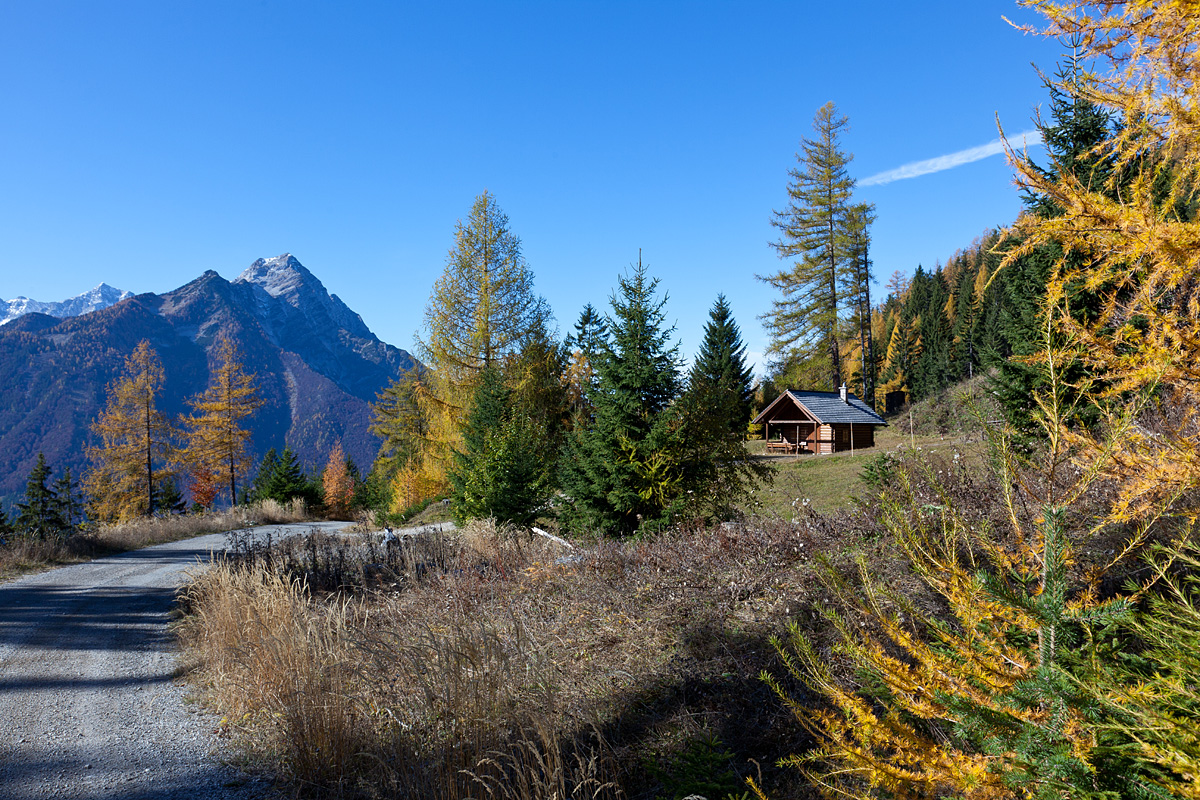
[0,254,417,502]
[1,284,134,325]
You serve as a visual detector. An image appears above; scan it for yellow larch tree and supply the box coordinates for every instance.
[180,334,263,506]
[83,340,176,522]
[387,191,549,502]
[1000,3,1200,795]
[321,442,354,518]
[1004,0,1200,522]
[759,3,1200,798]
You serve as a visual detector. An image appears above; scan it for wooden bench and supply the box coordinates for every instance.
[766,436,808,455]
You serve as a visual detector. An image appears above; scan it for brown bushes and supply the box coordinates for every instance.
[178,516,875,798]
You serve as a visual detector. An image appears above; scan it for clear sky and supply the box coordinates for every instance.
[1,1,1062,376]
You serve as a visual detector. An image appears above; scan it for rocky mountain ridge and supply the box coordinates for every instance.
[0,255,417,502]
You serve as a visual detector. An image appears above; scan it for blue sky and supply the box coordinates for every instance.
[1,1,1060,376]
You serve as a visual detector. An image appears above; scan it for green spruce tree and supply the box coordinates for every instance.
[991,47,1115,431]
[564,303,609,359]
[251,448,280,500]
[15,453,65,538]
[52,466,81,531]
[690,294,754,435]
[560,257,682,534]
[275,447,312,503]
[448,366,550,525]
[564,303,610,422]
[0,504,14,542]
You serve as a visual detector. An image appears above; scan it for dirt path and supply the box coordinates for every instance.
[0,522,349,800]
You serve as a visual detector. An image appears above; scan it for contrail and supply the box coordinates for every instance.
[859,129,1043,187]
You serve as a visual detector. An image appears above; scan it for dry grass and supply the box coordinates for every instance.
[178,564,364,790]
[180,523,626,798]
[179,513,926,798]
[0,499,310,581]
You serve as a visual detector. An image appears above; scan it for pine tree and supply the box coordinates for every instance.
[250,448,280,501]
[991,42,1115,432]
[15,453,65,538]
[844,202,877,406]
[180,334,263,506]
[910,269,955,401]
[564,303,609,359]
[83,340,175,522]
[760,102,858,390]
[0,505,13,541]
[564,303,609,420]
[153,475,188,515]
[448,366,550,525]
[560,257,682,534]
[253,446,311,505]
[690,294,754,436]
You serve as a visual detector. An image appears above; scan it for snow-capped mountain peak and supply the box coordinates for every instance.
[234,253,371,340]
[1,283,134,325]
[234,253,315,299]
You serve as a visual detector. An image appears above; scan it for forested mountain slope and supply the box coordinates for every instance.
[0,255,416,500]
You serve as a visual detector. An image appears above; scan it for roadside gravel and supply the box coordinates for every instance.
[0,521,349,800]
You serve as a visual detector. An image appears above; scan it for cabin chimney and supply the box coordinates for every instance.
[839,383,848,403]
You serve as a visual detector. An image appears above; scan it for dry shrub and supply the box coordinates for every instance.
[178,563,365,790]
[186,509,1008,798]
[357,614,620,800]
[253,497,309,525]
[0,500,314,579]
[0,534,106,576]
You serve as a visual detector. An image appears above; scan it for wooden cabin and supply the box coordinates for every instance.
[752,385,887,455]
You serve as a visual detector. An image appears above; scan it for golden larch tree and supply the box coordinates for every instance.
[1005,0,1200,522]
[83,340,175,522]
[758,3,1200,798]
[180,334,263,506]
[389,190,548,500]
[321,442,354,518]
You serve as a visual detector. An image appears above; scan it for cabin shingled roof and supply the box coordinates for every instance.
[753,389,887,426]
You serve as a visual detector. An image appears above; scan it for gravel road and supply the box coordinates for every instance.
[0,521,350,800]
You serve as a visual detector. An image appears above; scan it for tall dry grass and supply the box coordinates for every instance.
[183,504,983,798]
[178,564,364,790]
[101,498,310,550]
[180,523,623,799]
